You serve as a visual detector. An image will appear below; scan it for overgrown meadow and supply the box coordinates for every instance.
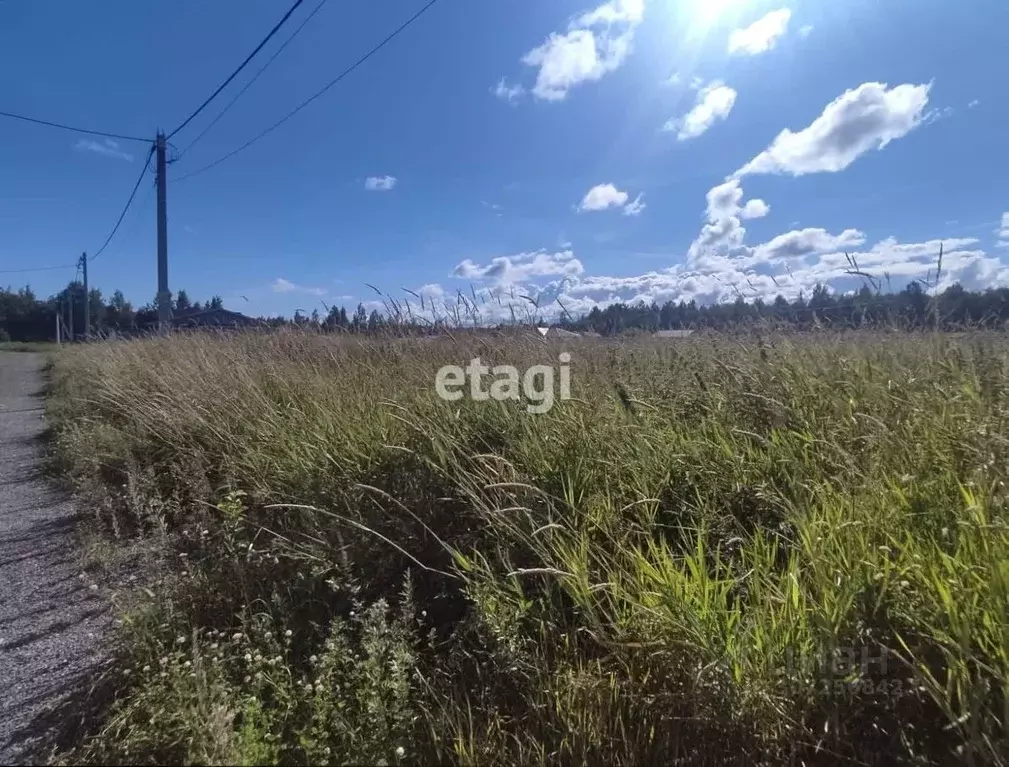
[45,329,1009,765]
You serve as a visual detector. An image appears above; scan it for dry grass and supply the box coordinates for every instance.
[46,328,1009,765]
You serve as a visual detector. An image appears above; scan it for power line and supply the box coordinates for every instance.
[174,0,442,184]
[100,173,157,262]
[167,0,306,140]
[0,109,150,143]
[178,0,329,159]
[0,263,76,275]
[90,144,156,261]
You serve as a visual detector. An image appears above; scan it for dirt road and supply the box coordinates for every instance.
[0,352,109,763]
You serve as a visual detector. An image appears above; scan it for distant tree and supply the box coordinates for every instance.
[107,289,135,331]
[88,288,106,334]
[174,289,192,312]
[352,303,367,332]
[208,295,224,310]
[153,291,173,316]
[324,305,342,330]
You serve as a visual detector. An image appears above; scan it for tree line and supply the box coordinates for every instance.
[0,283,226,342]
[0,281,388,342]
[5,279,1009,343]
[561,282,1009,335]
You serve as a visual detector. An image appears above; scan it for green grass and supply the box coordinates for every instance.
[45,328,1009,764]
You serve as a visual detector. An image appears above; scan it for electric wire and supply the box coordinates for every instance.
[173,0,441,184]
[178,0,329,159]
[0,263,77,275]
[0,109,149,143]
[166,0,306,140]
[90,144,156,261]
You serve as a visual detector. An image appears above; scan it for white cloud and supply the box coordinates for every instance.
[365,175,397,191]
[417,283,445,297]
[579,183,629,211]
[623,193,647,216]
[493,78,525,104]
[575,0,644,26]
[399,228,1009,325]
[997,212,1009,248]
[272,278,326,297]
[736,81,931,177]
[665,81,737,140]
[687,179,768,261]
[452,249,585,285]
[798,24,814,38]
[511,0,645,102]
[923,105,954,125]
[748,227,867,263]
[578,184,646,215]
[728,9,792,56]
[740,198,770,220]
[75,138,133,161]
[570,236,998,311]
[968,99,980,109]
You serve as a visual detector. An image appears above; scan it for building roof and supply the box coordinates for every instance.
[545,327,581,337]
[171,308,256,327]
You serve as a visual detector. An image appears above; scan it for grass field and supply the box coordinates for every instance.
[46,329,1009,765]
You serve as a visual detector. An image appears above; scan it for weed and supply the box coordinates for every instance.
[46,329,1009,764]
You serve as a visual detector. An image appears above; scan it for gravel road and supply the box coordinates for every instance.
[0,352,110,764]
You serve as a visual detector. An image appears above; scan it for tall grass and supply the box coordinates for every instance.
[47,328,1009,764]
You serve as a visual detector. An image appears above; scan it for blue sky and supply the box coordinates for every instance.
[1,0,1007,320]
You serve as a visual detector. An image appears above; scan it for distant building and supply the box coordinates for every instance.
[654,329,695,339]
[171,308,257,329]
[542,327,581,338]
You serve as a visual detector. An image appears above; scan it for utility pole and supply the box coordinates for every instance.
[68,287,74,341]
[81,252,89,340]
[156,131,171,332]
